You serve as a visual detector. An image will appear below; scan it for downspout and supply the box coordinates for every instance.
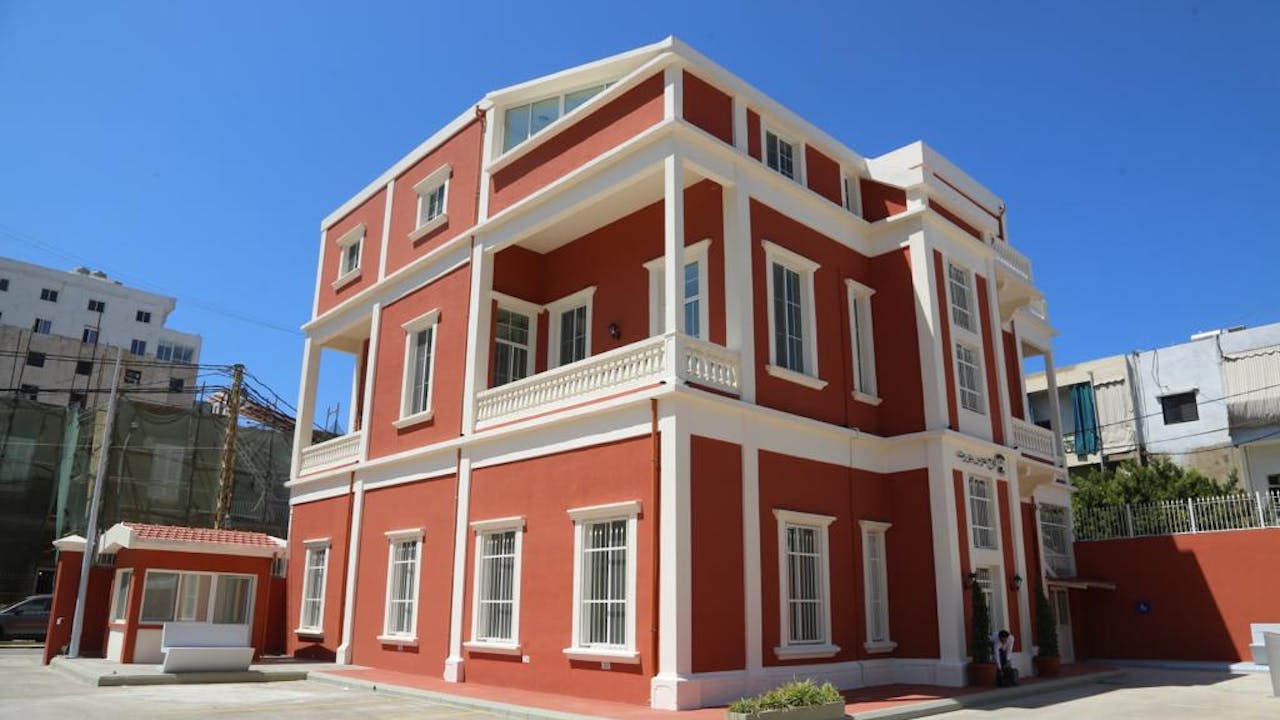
[474,104,487,224]
[649,398,660,676]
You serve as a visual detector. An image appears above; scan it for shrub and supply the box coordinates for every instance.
[969,580,993,664]
[1034,581,1059,658]
[728,679,844,714]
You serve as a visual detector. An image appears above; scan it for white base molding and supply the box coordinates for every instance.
[650,673,699,710]
[443,656,465,682]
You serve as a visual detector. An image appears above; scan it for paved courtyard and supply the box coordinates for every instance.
[0,648,1275,720]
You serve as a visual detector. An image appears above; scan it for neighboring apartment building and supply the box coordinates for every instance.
[1027,323,1280,494]
[0,258,202,408]
[283,38,1075,709]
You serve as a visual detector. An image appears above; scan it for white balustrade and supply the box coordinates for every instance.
[298,431,362,475]
[1012,418,1058,461]
[994,241,1032,281]
[678,335,740,394]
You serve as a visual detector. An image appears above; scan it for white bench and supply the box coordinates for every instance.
[1249,623,1280,666]
[160,622,255,673]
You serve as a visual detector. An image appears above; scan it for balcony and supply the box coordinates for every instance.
[475,334,739,426]
[1011,418,1058,463]
[298,431,362,475]
[993,241,1032,282]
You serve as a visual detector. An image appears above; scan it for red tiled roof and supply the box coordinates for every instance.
[123,523,280,549]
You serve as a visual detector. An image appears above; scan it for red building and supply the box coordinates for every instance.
[286,37,1074,709]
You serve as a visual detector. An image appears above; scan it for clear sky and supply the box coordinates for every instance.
[1,1,1277,429]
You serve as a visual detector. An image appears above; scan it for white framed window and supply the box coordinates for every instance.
[411,164,452,241]
[491,293,540,387]
[395,309,440,428]
[764,127,803,183]
[148,444,185,505]
[956,342,985,414]
[644,238,711,339]
[298,539,330,634]
[501,82,612,153]
[110,568,132,623]
[973,565,1006,634]
[845,279,878,402]
[139,570,254,626]
[333,224,365,289]
[32,318,51,334]
[762,241,825,389]
[773,508,839,659]
[841,172,862,217]
[545,287,595,369]
[565,500,641,664]
[130,339,147,356]
[967,475,998,550]
[466,516,525,654]
[947,263,976,333]
[214,575,254,624]
[381,529,423,644]
[859,520,895,653]
[1039,504,1075,577]
[176,574,212,622]
[82,327,98,345]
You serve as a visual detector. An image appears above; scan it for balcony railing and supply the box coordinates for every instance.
[475,334,740,426]
[298,431,362,475]
[994,241,1032,282]
[1011,418,1058,462]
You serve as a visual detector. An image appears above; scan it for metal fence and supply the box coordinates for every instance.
[1075,492,1280,541]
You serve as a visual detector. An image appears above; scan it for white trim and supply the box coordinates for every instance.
[491,293,540,387]
[381,530,424,640]
[384,528,424,541]
[562,647,641,664]
[490,291,542,318]
[853,391,884,406]
[545,286,596,369]
[136,568,257,627]
[376,634,419,647]
[464,640,522,656]
[773,643,840,660]
[378,180,393,280]
[965,474,1000,551]
[392,410,434,429]
[566,501,641,660]
[409,212,449,242]
[765,364,828,390]
[468,516,524,649]
[335,479,364,664]
[859,520,893,652]
[761,240,821,381]
[410,164,452,242]
[845,278,878,399]
[841,171,862,218]
[399,309,441,425]
[772,509,836,659]
[444,453,474,681]
[331,269,361,291]
[644,238,711,339]
[469,515,526,532]
[297,540,331,634]
[761,123,805,186]
[567,499,642,522]
[334,224,366,287]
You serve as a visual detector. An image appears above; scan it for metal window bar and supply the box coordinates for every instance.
[1075,492,1280,541]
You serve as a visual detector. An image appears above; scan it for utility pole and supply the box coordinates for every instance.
[213,364,244,530]
[69,347,122,659]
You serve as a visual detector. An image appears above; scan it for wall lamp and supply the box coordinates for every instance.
[964,571,978,588]
[608,322,621,340]
[1010,574,1024,592]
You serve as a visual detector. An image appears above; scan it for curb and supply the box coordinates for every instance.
[309,671,607,720]
[850,670,1126,720]
[48,656,309,687]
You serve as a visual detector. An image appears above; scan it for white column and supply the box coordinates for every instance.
[1006,470,1033,676]
[663,64,683,121]
[651,412,694,709]
[927,441,966,686]
[1043,350,1065,465]
[722,178,755,403]
[358,303,381,461]
[444,451,473,682]
[335,478,365,665]
[290,338,321,477]
[460,242,493,434]
[662,154,685,387]
[347,351,363,433]
[378,179,394,281]
[741,425,763,677]
[987,260,1013,444]
[909,231,948,430]
[731,97,748,153]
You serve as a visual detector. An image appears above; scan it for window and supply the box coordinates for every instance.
[765,129,801,181]
[110,569,132,623]
[0,278,7,291]
[774,509,837,657]
[1268,473,1280,496]
[136,310,152,323]
[156,342,195,364]
[213,575,253,624]
[168,377,185,393]
[968,476,997,550]
[25,351,45,368]
[762,241,823,387]
[412,165,451,238]
[75,360,93,376]
[492,297,537,387]
[124,369,142,384]
[40,288,58,302]
[502,83,610,153]
[1160,392,1199,425]
[382,531,422,641]
[88,299,105,313]
[1039,504,1075,577]
[846,279,878,400]
[948,263,976,333]
[974,566,1006,634]
[956,343,985,414]
[82,327,98,345]
[18,384,38,401]
[176,574,212,621]
[299,542,329,632]
[644,239,711,340]
[32,318,51,334]
[141,571,180,622]
[130,339,147,356]
[331,223,365,287]
[397,310,439,426]
[149,444,185,505]
[842,173,862,217]
[468,517,524,649]
[546,287,595,369]
[567,501,640,661]
[860,520,894,652]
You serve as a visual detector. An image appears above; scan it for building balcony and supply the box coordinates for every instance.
[1011,418,1058,464]
[476,333,739,427]
[993,240,1032,283]
[298,430,362,475]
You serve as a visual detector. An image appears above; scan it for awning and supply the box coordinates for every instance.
[1046,577,1116,590]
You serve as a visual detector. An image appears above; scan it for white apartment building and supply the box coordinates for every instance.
[1027,322,1280,494]
[0,257,202,408]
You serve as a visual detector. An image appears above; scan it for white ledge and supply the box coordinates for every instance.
[393,410,434,429]
[864,640,898,654]
[464,640,522,656]
[766,364,828,390]
[408,213,449,242]
[331,269,361,290]
[293,627,325,638]
[377,634,418,647]
[852,391,883,406]
[773,643,841,660]
[562,647,641,664]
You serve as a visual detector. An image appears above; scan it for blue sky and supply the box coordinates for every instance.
[1,1,1277,429]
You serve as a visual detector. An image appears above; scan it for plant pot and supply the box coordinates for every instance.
[968,662,997,687]
[1033,655,1061,677]
[726,701,847,720]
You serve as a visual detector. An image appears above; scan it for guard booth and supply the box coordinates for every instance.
[46,523,286,670]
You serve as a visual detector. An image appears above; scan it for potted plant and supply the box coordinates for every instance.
[726,679,846,720]
[1033,582,1062,677]
[968,579,996,686]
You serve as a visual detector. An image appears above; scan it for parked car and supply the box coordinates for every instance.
[0,594,51,640]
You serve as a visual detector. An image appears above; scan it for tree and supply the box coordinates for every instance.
[1034,581,1059,658]
[1070,457,1239,511]
[969,580,993,664]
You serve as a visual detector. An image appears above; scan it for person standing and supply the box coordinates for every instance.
[992,629,1018,686]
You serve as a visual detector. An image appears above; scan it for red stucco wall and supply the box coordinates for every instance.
[804,146,842,206]
[860,179,906,222]
[317,187,387,315]
[1004,331,1024,421]
[976,274,1004,444]
[288,493,353,659]
[690,435,745,673]
[682,70,733,145]
[933,251,958,430]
